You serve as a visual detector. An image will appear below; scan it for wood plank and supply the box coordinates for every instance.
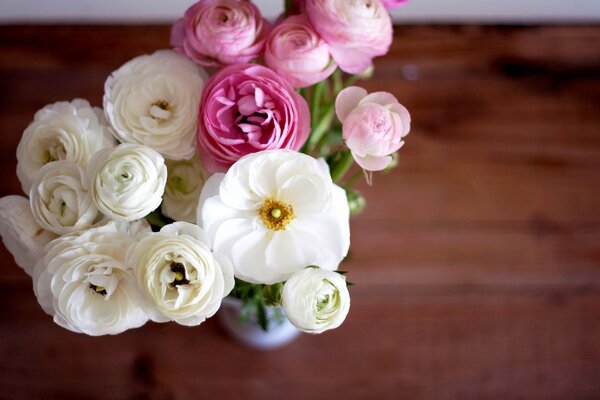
[0,283,598,400]
[0,25,599,399]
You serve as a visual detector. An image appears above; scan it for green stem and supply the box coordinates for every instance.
[330,151,354,183]
[344,74,359,88]
[333,68,343,95]
[310,80,327,129]
[308,104,335,149]
[343,169,364,190]
[299,87,308,102]
[145,211,170,229]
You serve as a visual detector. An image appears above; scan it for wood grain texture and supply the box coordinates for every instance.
[0,25,599,400]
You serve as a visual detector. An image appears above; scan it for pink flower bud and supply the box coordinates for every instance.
[265,15,336,88]
[171,0,270,67]
[381,0,408,10]
[305,0,393,74]
[336,86,411,171]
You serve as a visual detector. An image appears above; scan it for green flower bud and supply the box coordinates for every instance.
[347,190,366,215]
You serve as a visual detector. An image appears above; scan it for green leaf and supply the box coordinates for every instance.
[262,283,283,307]
[256,299,268,331]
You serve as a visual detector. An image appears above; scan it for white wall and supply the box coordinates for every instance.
[1,0,599,23]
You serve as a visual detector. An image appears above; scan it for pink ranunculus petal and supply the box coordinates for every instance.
[197,64,310,172]
[305,0,393,74]
[353,153,393,171]
[361,91,400,107]
[337,86,411,172]
[170,0,269,67]
[335,86,368,123]
[381,0,409,10]
[264,15,337,88]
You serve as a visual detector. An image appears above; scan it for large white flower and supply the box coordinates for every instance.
[128,222,234,326]
[0,195,57,276]
[198,150,350,284]
[87,143,167,221]
[282,267,350,334]
[161,157,206,223]
[29,161,99,235]
[104,50,208,160]
[16,99,115,194]
[33,220,150,336]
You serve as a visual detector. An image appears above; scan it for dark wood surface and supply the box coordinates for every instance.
[0,25,599,400]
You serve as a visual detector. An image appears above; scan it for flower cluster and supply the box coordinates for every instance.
[0,0,411,337]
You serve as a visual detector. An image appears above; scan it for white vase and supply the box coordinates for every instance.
[218,297,301,350]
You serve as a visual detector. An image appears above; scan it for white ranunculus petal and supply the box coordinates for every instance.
[199,150,350,284]
[16,99,115,194]
[161,157,206,223]
[128,221,233,326]
[87,143,167,221]
[32,221,151,335]
[29,161,100,235]
[0,195,57,276]
[282,267,350,334]
[104,50,208,160]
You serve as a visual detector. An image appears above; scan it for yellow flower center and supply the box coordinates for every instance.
[258,198,294,231]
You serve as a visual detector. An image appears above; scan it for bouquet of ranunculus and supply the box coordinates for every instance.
[0,0,410,338]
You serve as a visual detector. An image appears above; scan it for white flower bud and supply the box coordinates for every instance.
[162,157,206,223]
[16,99,115,194]
[87,143,167,221]
[29,161,99,235]
[282,267,350,334]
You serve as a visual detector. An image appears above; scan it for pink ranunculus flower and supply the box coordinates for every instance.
[336,86,411,171]
[381,0,408,10]
[264,15,336,89]
[197,64,310,172]
[170,0,270,67]
[305,0,393,74]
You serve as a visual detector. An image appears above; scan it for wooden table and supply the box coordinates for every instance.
[0,25,599,399]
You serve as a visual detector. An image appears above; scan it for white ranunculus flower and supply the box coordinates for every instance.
[282,267,350,334]
[32,220,151,336]
[29,161,99,235]
[198,150,350,284]
[0,195,57,276]
[128,221,234,326]
[104,50,208,160]
[16,99,115,194]
[87,143,167,221]
[162,157,206,223]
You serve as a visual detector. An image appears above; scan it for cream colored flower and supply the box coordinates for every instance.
[0,195,57,276]
[29,161,99,235]
[87,143,167,221]
[32,221,151,336]
[16,99,115,194]
[198,150,350,284]
[282,267,350,334]
[104,50,207,160]
[128,222,234,326]
[162,157,206,223]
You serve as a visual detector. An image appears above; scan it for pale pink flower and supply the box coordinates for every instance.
[171,0,270,67]
[305,0,393,74]
[381,0,408,10]
[336,86,410,171]
[264,15,336,88]
[197,64,310,172]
